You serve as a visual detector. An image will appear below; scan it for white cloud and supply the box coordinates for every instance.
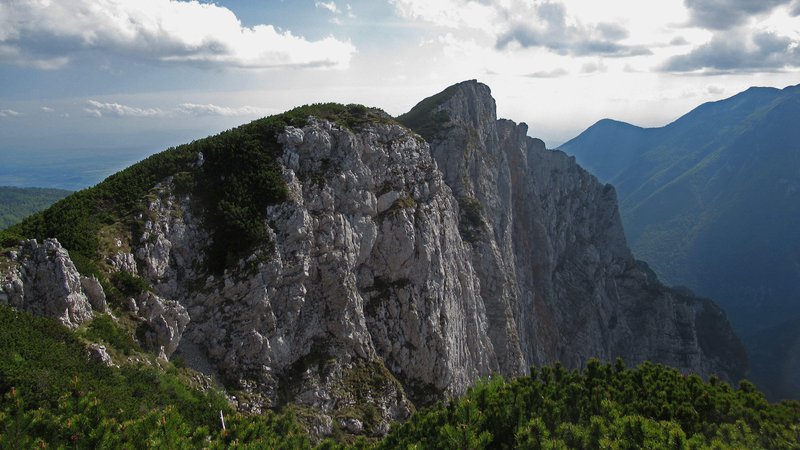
[526,68,569,78]
[84,100,271,118]
[84,100,164,118]
[683,0,792,30]
[390,0,498,33]
[0,109,22,117]
[393,0,800,73]
[41,106,55,113]
[316,1,339,14]
[176,103,272,117]
[0,0,356,70]
[391,0,650,57]
[662,29,800,72]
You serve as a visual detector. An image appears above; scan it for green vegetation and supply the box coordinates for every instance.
[79,313,140,356]
[0,305,229,427]
[1,102,390,276]
[0,304,317,448]
[379,360,800,449]
[0,186,71,230]
[110,270,152,296]
[3,305,797,450]
[397,82,462,141]
[458,196,485,243]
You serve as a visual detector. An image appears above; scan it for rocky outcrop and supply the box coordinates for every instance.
[0,239,94,329]
[407,80,746,381]
[130,117,491,424]
[87,343,115,367]
[133,290,190,358]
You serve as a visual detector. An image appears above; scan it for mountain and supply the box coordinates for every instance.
[0,186,71,229]
[559,83,800,399]
[0,82,745,439]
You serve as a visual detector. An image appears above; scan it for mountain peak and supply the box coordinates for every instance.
[397,80,495,141]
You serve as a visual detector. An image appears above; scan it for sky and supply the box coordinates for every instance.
[1,0,800,188]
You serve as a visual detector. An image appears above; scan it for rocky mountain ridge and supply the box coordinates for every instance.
[559,83,800,399]
[0,81,746,437]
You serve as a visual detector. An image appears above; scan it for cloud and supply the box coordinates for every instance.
[525,68,568,78]
[581,60,608,73]
[496,2,650,57]
[391,0,648,58]
[84,100,271,118]
[683,0,792,30]
[669,36,690,46]
[0,0,356,70]
[315,1,339,14]
[662,30,800,72]
[389,0,497,32]
[706,84,725,94]
[41,106,55,113]
[176,103,272,117]
[84,101,164,118]
[0,109,22,117]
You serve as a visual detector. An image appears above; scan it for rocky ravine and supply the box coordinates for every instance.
[0,81,746,437]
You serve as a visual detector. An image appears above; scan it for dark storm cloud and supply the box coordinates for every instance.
[684,0,792,29]
[662,31,800,72]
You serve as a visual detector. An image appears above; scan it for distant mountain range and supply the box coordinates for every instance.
[0,186,71,230]
[560,83,800,400]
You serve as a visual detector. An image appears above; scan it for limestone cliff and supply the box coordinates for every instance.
[1,239,100,329]
[400,80,746,383]
[0,81,747,437]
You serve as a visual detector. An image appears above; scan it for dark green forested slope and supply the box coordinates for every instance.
[560,84,800,400]
[0,186,71,230]
[3,303,798,449]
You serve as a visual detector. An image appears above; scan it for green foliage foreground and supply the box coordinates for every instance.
[378,360,800,450]
[1,301,797,449]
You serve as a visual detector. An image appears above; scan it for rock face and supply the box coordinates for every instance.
[1,239,94,329]
[406,80,745,381]
[130,117,490,424]
[3,81,747,436]
[134,290,190,358]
